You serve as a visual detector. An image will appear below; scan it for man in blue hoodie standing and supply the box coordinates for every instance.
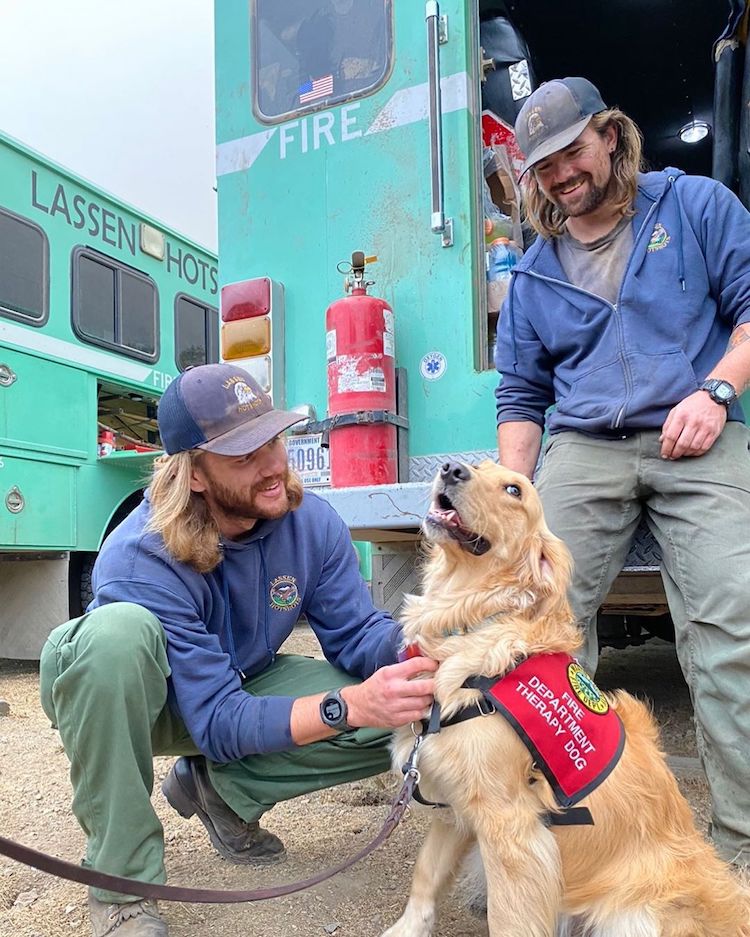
[495,78,750,870]
[39,363,436,937]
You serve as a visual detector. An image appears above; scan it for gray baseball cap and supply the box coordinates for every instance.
[515,77,608,175]
[157,363,305,456]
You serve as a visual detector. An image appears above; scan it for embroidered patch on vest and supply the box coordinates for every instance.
[647,222,670,252]
[269,575,300,610]
[480,653,624,807]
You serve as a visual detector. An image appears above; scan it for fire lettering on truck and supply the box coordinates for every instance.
[279,103,362,159]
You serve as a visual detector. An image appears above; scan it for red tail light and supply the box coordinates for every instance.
[220,277,285,399]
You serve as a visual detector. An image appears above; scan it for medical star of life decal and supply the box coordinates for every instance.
[567,662,609,714]
[419,351,447,381]
[269,575,300,610]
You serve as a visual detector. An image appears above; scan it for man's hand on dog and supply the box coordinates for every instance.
[342,656,438,729]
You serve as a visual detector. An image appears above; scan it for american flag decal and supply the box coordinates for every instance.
[299,74,334,104]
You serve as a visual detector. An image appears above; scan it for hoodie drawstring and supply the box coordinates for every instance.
[259,540,276,664]
[508,272,519,371]
[221,566,246,680]
[668,174,687,292]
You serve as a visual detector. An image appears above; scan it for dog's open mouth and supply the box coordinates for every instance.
[425,492,491,556]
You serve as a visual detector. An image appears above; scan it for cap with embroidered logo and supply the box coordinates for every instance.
[514,77,608,175]
[157,363,305,456]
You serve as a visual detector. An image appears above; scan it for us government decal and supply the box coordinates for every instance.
[269,575,300,610]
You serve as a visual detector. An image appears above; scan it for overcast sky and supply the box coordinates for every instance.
[0,0,217,251]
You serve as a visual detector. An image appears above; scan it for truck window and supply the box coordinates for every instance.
[175,294,219,371]
[0,207,48,325]
[72,248,158,361]
[253,0,392,122]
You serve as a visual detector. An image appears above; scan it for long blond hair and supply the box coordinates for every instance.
[522,108,646,239]
[145,451,304,574]
[146,451,223,573]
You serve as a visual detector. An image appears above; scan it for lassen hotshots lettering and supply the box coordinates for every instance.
[31,171,218,296]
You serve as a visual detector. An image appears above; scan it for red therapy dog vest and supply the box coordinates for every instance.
[478,653,624,807]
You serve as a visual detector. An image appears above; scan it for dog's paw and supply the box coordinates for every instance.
[434,658,479,700]
[381,902,435,937]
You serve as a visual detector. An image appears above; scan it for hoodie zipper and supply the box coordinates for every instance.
[610,195,662,428]
[522,191,664,431]
[524,270,626,429]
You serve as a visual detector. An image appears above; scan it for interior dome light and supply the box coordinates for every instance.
[679,120,710,144]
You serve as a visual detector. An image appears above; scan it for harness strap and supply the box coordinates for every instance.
[413,700,594,826]
[544,807,594,826]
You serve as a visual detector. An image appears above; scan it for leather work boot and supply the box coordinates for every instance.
[88,893,167,936]
[161,755,286,864]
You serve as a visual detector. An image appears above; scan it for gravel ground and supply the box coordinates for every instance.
[0,631,708,937]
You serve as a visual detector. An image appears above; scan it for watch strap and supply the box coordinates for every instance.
[699,378,737,406]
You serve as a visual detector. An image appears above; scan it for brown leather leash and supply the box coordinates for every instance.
[0,769,419,904]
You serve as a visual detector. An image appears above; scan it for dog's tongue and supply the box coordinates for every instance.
[432,507,462,528]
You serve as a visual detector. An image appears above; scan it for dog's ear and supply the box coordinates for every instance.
[527,524,573,601]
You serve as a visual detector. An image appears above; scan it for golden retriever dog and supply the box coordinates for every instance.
[382,460,750,937]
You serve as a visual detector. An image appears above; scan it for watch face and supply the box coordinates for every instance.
[322,697,344,723]
[715,383,734,402]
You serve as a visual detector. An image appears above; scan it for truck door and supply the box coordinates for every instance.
[216,0,499,463]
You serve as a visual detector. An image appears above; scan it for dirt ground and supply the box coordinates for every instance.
[0,631,709,937]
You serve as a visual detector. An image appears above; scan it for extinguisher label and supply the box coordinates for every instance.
[336,356,386,393]
[383,330,395,358]
[326,329,337,361]
[383,309,394,333]
[369,369,386,392]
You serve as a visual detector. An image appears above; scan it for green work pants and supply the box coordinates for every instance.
[535,423,750,864]
[39,603,392,902]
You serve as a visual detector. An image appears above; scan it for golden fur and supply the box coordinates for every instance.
[382,461,750,937]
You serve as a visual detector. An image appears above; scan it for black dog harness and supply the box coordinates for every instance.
[404,652,626,827]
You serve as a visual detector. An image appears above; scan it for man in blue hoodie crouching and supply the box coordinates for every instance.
[495,78,750,870]
[40,363,436,937]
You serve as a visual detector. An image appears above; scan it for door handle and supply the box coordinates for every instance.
[5,486,24,514]
[0,364,17,387]
[425,1,453,247]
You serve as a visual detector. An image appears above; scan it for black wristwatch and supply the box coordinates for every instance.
[699,378,737,408]
[320,689,352,731]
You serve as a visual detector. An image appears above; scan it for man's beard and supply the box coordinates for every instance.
[206,467,293,522]
[552,173,610,218]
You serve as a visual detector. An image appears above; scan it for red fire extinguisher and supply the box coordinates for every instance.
[326,251,399,487]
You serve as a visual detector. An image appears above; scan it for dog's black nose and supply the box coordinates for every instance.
[440,462,470,485]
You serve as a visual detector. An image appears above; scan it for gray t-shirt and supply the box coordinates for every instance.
[555,214,633,306]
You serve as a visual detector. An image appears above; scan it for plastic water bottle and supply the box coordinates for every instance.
[484,214,514,244]
[486,237,521,313]
[487,237,520,280]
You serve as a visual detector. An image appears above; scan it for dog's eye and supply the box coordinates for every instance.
[505,484,522,498]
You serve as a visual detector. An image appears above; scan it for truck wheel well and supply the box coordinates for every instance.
[68,490,145,617]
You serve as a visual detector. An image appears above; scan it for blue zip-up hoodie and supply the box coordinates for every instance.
[90,491,401,763]
[495,169,750,434]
